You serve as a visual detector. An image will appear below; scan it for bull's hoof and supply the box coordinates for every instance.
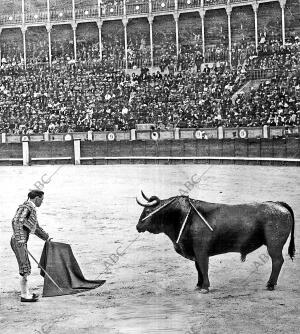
[199,288,209,294]
[266,283,275,291]
[195,286,209,294]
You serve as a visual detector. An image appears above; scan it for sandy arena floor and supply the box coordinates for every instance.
[0,164,299,334]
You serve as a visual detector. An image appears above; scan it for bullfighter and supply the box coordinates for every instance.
[11,189,52,302]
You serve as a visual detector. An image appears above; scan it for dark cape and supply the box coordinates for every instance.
[39,241,105,297]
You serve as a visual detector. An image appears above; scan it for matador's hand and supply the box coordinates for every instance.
[16,241,27,248]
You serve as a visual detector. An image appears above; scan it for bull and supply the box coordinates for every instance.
[136,191,295,293]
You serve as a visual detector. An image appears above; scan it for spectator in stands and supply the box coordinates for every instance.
[0,22,299,134]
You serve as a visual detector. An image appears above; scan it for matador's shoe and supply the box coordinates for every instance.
[20,293,39,302]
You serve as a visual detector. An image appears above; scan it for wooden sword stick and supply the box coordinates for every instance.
[141,197,177,221]
[27,249,64,293]
[189,200,214,232]
[176,207,191,244]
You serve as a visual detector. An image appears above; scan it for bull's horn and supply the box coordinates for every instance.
[136,197,158,207]
[141,190,150,202]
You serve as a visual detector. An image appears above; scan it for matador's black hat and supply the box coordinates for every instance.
[28,189,44,199]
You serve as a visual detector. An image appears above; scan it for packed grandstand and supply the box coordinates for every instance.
[0,0,299,134]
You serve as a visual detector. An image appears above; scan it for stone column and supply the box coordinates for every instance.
[123,0,127,16]
[71,0,77,61]
[173,13,180,57]
[46,0,51,65]
[226,5,232,67]
[2,132,6,143]
[46,24,52,67]
[148,15,154,67]
[122,18,128,69]
[22,0,25,25]
[97,20,103,60]
[47,0,50,21]
[22,139,29,166]
[0,28,2,67]
[98,0,101,17]
[72,23,77,61]
[21,26,27,69]
[280,0,286,46]
[21,0,26,68]
[252,2,259,54]
[74,139,81,165]
[199,9,206,59]
[72,0,76,21]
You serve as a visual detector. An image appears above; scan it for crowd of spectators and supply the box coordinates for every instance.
[225,76,300,127]
[0,20,300,134]
[246,36,300,71]
[0,39,76,65]
[0,41,23,66]
[0,62,247,134]
[1,16,298,70]
[0,45,299,135]
[77,40,100,62]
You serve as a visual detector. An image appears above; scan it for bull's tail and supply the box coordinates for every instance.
[277,202,295,260]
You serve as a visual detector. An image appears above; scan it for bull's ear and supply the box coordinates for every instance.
[148,196,160,203]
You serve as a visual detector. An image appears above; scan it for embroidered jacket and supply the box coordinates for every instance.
[12,201,49,243]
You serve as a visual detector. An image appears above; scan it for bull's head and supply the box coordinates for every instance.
[136,191,178,234]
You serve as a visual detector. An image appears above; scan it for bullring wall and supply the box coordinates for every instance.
[0,137,299,166]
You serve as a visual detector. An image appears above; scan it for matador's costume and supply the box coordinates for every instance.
[11,200,49,276]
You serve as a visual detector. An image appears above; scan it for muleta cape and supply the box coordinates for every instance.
[39,241,105,297]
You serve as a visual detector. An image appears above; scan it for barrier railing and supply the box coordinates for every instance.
[24,11,48,24]
[1,137,299,166]
[247,68,275,80]
[50,9,73,21]
[101,4,124,18]
[204,0,227,7]
[126,3,149,15]
[128,57,152,68]
[204,49,229,63]
[230,0,251,4]
[0,13,22,25]
[151,0,176,13]
[0,1,282,27]
[75,6,99,20]
[178,0,202,10]
[1,126,299,144]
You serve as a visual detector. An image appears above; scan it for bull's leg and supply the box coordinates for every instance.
[195,262,203,289]
[266,246,284,291]
[194,250,210,293]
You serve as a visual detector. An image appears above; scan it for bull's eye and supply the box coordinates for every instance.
[144,208,152,214]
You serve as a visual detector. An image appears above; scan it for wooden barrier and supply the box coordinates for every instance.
[29,141,74,164]
[0,138,299,166]
[79,138,300,166]
[2,126,300,144]
[0,143,23,165]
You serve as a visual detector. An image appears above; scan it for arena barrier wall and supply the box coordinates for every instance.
[0,143,23,165]
[78,138,300,166]
[0,137,299,166]
[1,126,300,145]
